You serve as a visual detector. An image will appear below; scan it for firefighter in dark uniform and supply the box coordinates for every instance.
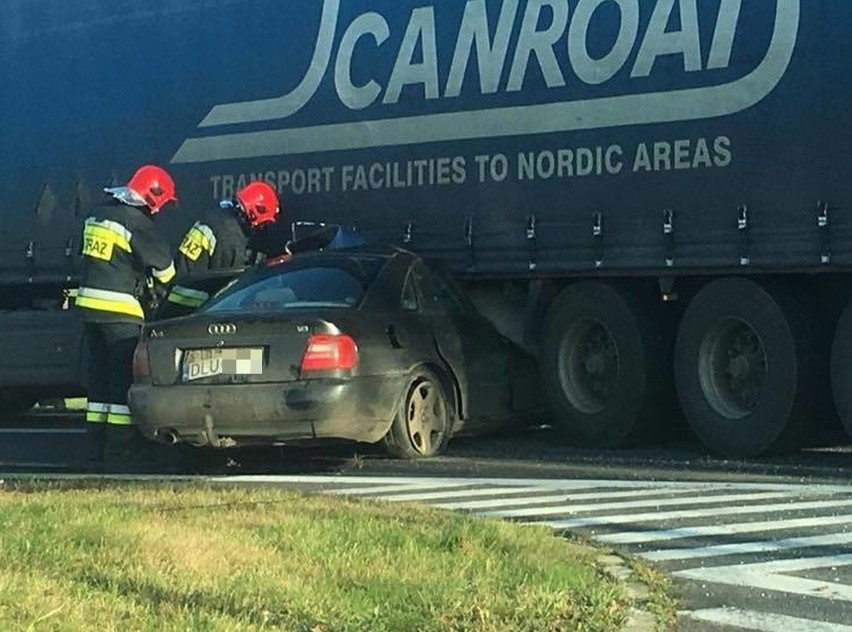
[164,181,281,315]
[76,165,177,467]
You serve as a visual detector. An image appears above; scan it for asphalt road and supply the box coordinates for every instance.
[2,411,852,631]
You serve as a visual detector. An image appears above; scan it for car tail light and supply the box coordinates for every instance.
[300,334,358,372]
[132,340,152,382]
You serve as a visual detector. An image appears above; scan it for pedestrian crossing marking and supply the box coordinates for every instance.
[371,486,546,503]
[326,482,474,496]
[431,485,704,510]
[536,497,852,530]
[682,607,852,632]
[675,554,852,601]
[597,514,852,545]
[643,531,852,562]
[479,490,795,518]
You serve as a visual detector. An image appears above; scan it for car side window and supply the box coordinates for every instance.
[415,261,478,316]
[412,261,473,315]
[430,269,472,314]
[401,271,419,312]
[411,263,443,313]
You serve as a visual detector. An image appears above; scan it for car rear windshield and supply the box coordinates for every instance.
[203,256,384,314]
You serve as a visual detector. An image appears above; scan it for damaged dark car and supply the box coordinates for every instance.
[129,247,544,458]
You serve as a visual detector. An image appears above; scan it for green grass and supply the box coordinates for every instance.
[0,481,636,632]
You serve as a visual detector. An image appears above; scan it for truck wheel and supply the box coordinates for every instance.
[541,282,673,447]
[383,368,451,459]
[830,301,852,440]
[675,278,820,457]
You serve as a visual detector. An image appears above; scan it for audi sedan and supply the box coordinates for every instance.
[129,247,545,458]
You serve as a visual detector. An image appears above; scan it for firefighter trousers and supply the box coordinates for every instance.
[84,321,141,463]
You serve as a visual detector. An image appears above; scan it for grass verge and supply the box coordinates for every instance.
[0,480,641,632]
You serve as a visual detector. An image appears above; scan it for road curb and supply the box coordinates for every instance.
[597,553,664,632]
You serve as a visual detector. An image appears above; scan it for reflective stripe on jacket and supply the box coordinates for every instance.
[167,285,210,308]
[76,200,174,323]
[76,287,145,320]
[167,207,254,310]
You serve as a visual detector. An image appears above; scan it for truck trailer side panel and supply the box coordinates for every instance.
[1,1,849,453]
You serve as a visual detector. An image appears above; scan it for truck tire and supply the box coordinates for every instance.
[674,278,821,457]
[541,282,673,447]
[830,301,852,440]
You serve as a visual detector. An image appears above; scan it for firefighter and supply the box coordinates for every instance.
[76,165,177,468]
[164,181,281,315]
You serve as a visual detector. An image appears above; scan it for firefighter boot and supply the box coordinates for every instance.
[84,424,106,472]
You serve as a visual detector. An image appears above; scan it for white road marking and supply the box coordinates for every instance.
[210,475,607,487]
[372,486,547,503]
[538,497,852,530]
[203,475,852,494]
[681,607,852,632]
[643,531,852,562]
[481,491,798,518]
[429,486,704,510]
[597,514,852,545]
[325,483,475,496]
[675,554,852,602]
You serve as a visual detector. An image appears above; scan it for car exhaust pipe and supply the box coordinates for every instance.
[157,429,180,445]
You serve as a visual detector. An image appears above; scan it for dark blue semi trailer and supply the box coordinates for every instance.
[2,0,850,456]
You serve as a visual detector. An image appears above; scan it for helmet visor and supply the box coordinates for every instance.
[104,187,146,207]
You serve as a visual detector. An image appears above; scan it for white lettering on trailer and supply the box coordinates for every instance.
[568,0,639,85]
[445,0,519,98]
[632,136,731,172]
[335,13,390,111]
[211,168,336,199]
[631,0,702,78]
[506,0,570,92]
[384,7,441,105]
[209,135,733,198]
[175,0,798,163]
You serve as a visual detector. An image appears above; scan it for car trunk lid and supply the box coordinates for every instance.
[143,314,349,386]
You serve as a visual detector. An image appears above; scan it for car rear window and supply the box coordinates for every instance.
[203,257,384,314]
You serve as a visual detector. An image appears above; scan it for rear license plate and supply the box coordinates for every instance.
[181,348,264,382]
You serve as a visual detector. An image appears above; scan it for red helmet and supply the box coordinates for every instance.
[235,182,280,228]
[127,165,177,214]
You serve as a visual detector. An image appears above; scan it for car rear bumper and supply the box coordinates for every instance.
[128,377,400,447]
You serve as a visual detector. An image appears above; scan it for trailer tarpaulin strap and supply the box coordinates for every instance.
[86,402,109,424]
[167,285,210,308]
[76,287,145,319]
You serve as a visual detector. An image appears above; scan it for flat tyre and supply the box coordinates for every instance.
[383,368,451,459]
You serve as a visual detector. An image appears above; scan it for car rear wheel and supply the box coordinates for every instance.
[383,368,451,459]
[675,278,823,457]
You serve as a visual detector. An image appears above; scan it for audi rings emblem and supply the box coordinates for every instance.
[208,323,238,336]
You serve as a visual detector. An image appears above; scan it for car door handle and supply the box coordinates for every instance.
[386,324,403,349]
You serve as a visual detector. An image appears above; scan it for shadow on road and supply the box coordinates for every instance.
[1,411,850,481]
